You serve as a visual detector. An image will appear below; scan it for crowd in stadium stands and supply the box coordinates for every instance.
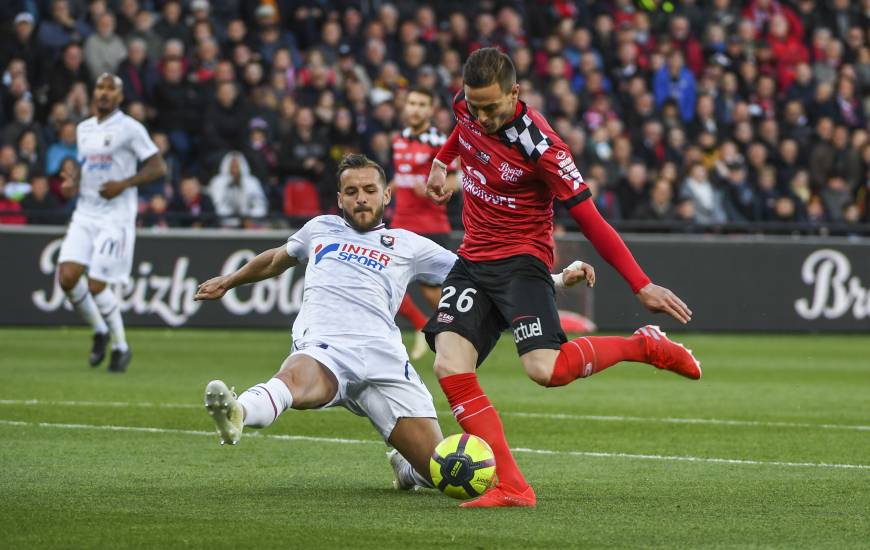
[1,0,869,233]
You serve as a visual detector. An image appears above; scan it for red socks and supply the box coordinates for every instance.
[547,335,647,387]
[439,373,529,491]
[398,294,428,331]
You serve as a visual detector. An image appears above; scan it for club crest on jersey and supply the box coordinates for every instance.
[380,235,395,249]
[313,242,392,271]
[104,135,113,147]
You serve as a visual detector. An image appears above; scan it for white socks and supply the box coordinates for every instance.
[397,455,434,489]
[94,288,128,352]
[238,378,294,428]
[65,277,108,334]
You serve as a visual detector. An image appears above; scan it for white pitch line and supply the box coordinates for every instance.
[1,398,868,432]
[1,419,867,472]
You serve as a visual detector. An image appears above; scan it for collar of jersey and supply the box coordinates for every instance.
[96,109,123,125]
[341,218,386,232]
[401,126,433,141]
[495,101,529,141]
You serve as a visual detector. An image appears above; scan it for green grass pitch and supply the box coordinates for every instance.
[1,327,868,549]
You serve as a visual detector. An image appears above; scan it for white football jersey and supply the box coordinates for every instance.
[286,215,457,340]
[73,110,159,225]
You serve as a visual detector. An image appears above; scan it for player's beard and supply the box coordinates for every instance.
[343,203,385,232]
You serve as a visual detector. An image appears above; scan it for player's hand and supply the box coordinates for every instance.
[426,161,452,205]
[195,276,230,301]
[636,283,692,324]
[99,180,129,199]
[561,261,595,288]
[60,165,79,198]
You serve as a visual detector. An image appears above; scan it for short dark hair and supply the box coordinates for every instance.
[336,154,386,189]
[407,86,435,104]
[463,47,516,93]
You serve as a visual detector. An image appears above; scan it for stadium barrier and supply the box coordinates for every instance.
[1,226,867,332]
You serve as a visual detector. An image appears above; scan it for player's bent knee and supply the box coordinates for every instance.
[57,264,81,291]
[521,351,559,386]
[88,279,107,295]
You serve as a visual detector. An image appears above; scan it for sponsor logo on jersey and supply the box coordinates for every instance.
[458,135,472,151]
[498,162,524,183]
[85,153,114,171]
[556,158,584,190]
[513,315,543,343]
[461,166,517,209]
[380,235,395,249]
[104,135,113,147]
[313,242,392,271]
[476,150,491,164]
[437,312,454,324]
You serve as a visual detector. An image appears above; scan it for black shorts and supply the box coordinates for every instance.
[423,254,566,365]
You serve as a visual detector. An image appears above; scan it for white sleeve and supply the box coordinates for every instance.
[413,236,457,285]
[128,119,159,161]
[285,219,316,260]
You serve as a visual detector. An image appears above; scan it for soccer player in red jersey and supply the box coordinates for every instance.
[424,48,701,508]
[391,87,459,360]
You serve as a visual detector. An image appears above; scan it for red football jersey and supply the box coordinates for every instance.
[440,93,591,270]
[390,127,452,235]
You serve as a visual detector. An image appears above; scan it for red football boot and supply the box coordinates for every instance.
[635,325,702,380]
[459,484,537,508]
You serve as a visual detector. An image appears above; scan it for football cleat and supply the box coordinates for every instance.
[409,331,429,361]
[204,380,244,445]
[89,332,109,367]
[107,348,132,373]
[387,449,424,491]
[635,325,702,380]
[459,484,537,508]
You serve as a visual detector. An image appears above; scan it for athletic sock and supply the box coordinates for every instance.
[397,454,434,488]
[64,277,108,334]
[237,378,294,428]
[398,294,428,331]
[438,373,529,491]
[93,288,128,352]
[547,334,647,387]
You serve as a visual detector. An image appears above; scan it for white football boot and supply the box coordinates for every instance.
[387,449,424,491]
[204,379,244,445]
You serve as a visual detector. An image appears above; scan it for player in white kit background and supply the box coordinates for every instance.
[56,74,166,372]
[195,154,594,492]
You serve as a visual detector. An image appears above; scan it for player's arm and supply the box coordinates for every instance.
[539,148,691,323]
[100,153,167,199]
[195,246,299,301]
[427,125,460,205]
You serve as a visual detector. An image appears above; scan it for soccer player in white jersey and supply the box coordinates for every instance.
[195,154,594,493]
[56,74,166,372]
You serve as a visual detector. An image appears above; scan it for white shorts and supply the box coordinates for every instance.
[290,336,437,442]
[58,217,135,284]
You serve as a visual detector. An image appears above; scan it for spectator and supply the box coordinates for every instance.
[47,43,90,106]
[0,13,42,84]
[153,1,190,45]
[16,131,42,178]
[820,175,853,221]
[168,175,216,228]
[37,0,92,54]
[680,163,727,224]
[0,175,27,225]
[202,81,251,168]
[45,121,77,176]
[654,50,696,123]
[209,151,268,227]
[151,58,198,164]
[616,161,649,219]
[633,178,677,221]
[118,38,158,104]
[2,98,41,147]
[722,162,761,221]
[141,194,170,228]
[20,175,61,224]
[84,12,126,79]
[278,107,332,211]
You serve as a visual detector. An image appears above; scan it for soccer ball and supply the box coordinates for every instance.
[430,433,496,499]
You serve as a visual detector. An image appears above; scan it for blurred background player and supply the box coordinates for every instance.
[390,87,459,360]
[425,48,699,507]
[196,154,593,494]
[56,74,166,372]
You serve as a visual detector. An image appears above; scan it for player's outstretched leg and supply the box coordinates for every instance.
[386,417,441,491]
[543,327,701,387]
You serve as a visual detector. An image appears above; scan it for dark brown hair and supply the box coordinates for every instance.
[336,153,386,189]
[462,47,516,93]
[407,86,435,104]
